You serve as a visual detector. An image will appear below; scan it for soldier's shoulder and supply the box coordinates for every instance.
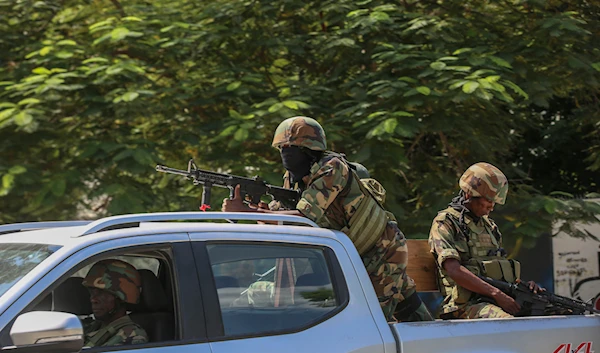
[430,208,459,238]
[309,155,349,183]
[319,155,349,171]
[433,207,457,223]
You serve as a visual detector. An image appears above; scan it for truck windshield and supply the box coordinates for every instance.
[0,243,60,297]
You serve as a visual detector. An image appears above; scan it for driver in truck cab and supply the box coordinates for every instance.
[81,259,148,347]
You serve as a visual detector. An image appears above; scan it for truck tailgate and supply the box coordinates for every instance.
[391,315,600,353]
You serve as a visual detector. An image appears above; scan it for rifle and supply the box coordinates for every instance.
[478,275,599,316]
[156,159,301,210]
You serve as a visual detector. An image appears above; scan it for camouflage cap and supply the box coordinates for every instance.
[82,259,142,304]
[272,116,327,151]
[459,162,509,204]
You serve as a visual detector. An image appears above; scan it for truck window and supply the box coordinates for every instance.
[0,243,60,298]
[207,243,344,337]
[28,249,176,346]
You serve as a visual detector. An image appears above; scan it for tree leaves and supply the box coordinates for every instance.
[414,86,430,96]
[430,62,446,70]
[462,81,479,94]
[226,81,242,91]
[0,0,597,250]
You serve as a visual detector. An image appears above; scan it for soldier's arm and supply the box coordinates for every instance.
[295,158,348,222]
[223,158,348,223]
[428,215,462,267]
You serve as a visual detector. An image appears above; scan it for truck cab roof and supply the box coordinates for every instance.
[0,212,339,248]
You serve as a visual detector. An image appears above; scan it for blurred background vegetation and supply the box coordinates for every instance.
[0,0,599,253]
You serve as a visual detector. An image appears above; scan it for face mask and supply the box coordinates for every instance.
[280,146,314,184]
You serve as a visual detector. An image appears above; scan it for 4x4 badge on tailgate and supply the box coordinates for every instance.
[553,342,593,353]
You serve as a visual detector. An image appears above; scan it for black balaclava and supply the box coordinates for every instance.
[280,146,319,184]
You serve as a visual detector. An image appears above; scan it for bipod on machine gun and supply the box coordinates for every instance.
[156,159,301,211]
[478,275,600,316]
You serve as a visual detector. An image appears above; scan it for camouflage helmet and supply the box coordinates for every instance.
[272,116,327,151]
[82,259,142,304]
[459,162,509,204]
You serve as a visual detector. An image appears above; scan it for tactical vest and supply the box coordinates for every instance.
[435,207,521,305]
[322,153,390,255]
[287,152,391,255]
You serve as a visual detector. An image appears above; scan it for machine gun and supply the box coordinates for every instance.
[156,159,301,210]
[478,275,599,316]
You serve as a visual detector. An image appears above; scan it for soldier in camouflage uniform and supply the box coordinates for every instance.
[222,116,433,322]
[429,162,543,319]
[81,259,148,347]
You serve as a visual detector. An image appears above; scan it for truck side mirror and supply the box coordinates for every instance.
[4,311,83,353]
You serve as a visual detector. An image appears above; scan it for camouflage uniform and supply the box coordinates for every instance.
[83,316,148,347]
[273,117,432,322]
[429,162,513,319]
[82,259,149,347]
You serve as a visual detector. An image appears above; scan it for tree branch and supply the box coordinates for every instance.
[438,132,465,172]
[407,132,425,158]
[109,0,126,17]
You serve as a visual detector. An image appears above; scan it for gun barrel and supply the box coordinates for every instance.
[155,165,191,177]
[548,294,598,314]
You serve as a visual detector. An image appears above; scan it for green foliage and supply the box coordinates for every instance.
[0,0,598,249]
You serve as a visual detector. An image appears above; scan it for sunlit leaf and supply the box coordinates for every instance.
[416,86,431,96]
[14,111,33,126]
[430,62,446,70]
[32,67,52,75]
[17,98,41,106]
[8,166,26,175]
[462,81,480,94]
[226,81,242,91]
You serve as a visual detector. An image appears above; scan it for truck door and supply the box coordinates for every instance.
[0,234,213,353]
[189,231,385,353]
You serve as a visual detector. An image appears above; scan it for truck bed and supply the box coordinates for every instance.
[391,315,600,353]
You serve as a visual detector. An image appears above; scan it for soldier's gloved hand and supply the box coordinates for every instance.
[493,290,521,315]
[222,185,253,212]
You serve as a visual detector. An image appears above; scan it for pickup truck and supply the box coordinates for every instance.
[0,212,598,353]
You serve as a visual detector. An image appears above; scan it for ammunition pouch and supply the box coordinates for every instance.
[479,258,521,283]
